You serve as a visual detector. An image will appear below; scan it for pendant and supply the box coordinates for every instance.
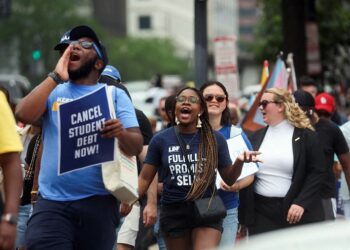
[186,144,190,150]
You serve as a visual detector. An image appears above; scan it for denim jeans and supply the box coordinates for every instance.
[343,199,350,220]
[219,207,238,248]
[16,204,32,248]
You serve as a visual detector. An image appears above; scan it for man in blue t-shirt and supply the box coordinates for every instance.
[15,25,143,250]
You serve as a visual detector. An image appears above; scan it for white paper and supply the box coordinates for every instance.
[216,133,259,189]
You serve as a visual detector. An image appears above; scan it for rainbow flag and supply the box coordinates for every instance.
[242,56,288,132]
[260,60,269,86]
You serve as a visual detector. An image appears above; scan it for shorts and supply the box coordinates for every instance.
[160,201,223,238]
[117,203,140,246]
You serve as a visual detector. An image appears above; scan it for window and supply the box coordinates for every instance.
[139,15,151,30]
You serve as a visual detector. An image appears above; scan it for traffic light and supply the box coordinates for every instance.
[32,49,41,61]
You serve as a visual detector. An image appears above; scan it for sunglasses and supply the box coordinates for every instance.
[176,95,199,104]
[204,94,226,103]
[258,100,280,109]
[70,40,103,59]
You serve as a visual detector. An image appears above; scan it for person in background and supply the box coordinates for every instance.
[315,92,348,126]
[200,81,254,248]
[228,102,241,126]
[145,74,169,116]
[99,65,157,250]
[299,75,318,98]
[15,25,142,250]
[294,90,350,219]
[240,88,326,235]
[138,87,261,250]
[339,121,350,220]
[155,96,171,132]
[15,125,41,250]
[152,94,176,250]
[0,89,23,250]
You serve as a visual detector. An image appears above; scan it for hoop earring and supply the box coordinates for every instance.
[196,114,202,128]
[175,116,180,125]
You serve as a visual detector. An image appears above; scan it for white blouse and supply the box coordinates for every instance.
[254,120,294,197]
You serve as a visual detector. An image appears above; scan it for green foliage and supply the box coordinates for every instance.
[105,37,192,81]
[0,0,94,84]
[248,0,283,63]
[250,0,350,72]
[0,0,192,85]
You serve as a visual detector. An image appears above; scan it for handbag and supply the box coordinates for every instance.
[102,86,138,205]
[174,127,227,224]
[193,193,227,224]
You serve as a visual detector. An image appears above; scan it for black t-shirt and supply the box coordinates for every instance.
[315,118,349,198]
[135,108,153,173]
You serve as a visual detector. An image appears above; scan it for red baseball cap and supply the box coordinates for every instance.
[315,93,335,114]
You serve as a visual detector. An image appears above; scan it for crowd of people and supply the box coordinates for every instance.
[0,24,350,250]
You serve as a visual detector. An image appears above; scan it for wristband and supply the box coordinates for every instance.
[48,71,64,84]
[31,190,38,195]
[1,213,18,225]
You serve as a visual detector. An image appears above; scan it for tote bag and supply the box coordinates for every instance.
[102,86,138,205]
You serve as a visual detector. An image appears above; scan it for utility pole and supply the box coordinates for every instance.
[0,0,10,17]
[194,0,208,88]
[282,0,307,79]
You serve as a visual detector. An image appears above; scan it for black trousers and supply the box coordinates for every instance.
[248,193,288,235]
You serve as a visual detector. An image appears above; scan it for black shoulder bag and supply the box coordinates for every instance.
[174,127,226,224]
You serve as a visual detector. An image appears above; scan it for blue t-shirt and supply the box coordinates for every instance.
[144,127,232,205]
[39,82,139,201]
[217,126,239,209]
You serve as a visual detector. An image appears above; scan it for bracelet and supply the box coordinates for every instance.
[1,213,18,225]
[31,190,38,195]
[48,71,63,84]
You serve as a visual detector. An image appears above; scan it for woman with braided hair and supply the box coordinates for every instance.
[240,87,326,235]
[138,87,260,250]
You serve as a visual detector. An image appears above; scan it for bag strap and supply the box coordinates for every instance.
[106,86,116,119]
[24,133,41,181]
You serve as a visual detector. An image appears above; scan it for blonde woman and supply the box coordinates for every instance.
[240,88,326,235]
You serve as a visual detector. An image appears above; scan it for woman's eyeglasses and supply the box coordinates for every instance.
[204,94,226,103]
[258,100,279,109]
[176,95,199,104]
[70,40,103,59]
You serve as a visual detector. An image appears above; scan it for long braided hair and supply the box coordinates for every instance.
[175,87,218,200]
[265,88,314,130]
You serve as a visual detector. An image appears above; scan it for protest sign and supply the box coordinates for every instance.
[216,132,259,189]
[58,86,115,174]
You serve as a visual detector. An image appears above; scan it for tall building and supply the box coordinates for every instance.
[93,0,260,88]
[127,0,194,58]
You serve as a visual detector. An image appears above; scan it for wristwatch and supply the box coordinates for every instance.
[48,71,64,84]
[1,213,18,225]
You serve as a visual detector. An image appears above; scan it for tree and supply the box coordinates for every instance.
[105,37,192,82]
[251,0,350,87]
[0,0,94,85]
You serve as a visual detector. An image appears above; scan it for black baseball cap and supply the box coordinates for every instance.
[54,25,108,68]
[293,90,315,108]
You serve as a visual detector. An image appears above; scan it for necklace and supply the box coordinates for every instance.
[182,132,198,150]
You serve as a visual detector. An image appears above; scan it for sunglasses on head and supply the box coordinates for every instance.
[258,100,280,109]
[70,40,103,59]
[204,94,226,103]
[176,95,199,104]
